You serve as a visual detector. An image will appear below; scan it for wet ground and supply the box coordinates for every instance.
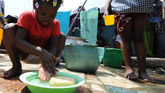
[0,53,165,93]
[102,66,165,93]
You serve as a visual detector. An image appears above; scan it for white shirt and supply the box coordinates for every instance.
[0,0,5,14]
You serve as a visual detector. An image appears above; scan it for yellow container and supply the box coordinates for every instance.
[0,29,3,46]
[104,15,114,26]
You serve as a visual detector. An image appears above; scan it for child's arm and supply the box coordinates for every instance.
[15,26,56,74]
[47,33,65,58]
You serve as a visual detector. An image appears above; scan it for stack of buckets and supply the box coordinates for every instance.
[103,15,124,67]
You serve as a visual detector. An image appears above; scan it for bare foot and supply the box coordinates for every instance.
[1,67,22,79]
[138,72,154,82]
[124,68,137,80]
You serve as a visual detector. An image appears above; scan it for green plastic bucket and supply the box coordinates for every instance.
[103,48,123,68]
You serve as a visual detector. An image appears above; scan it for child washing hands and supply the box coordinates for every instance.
[38,56,60,81]
[1,0,65,81]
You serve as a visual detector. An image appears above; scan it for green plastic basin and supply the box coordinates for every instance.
[103,48,123,68]
[64,43,100,73]
[19,71,85,93]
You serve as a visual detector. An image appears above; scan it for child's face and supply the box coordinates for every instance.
[35,3,59,26]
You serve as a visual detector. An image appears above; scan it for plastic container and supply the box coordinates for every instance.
[0,29,3,46]
[63,43,100,73]
[19,71,85,93]
[104,15,114,26]
[103,48,123,68]
[97,47,105,62]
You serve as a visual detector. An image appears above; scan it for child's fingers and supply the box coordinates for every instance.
[38,67,52,81]
[38,67,44,80]
[46,73,51,81]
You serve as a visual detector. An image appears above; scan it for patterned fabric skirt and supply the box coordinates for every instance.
[111,0,154,13]
[114,13,132,36]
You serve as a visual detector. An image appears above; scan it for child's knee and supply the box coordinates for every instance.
[3,23,17,36]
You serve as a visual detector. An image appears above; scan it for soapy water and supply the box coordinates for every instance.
[30,78,50,87]
[27,75,77,87]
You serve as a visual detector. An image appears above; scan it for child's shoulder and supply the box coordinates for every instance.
[20,11,35,17]
[52,19,60,25]
[53,19,60,23]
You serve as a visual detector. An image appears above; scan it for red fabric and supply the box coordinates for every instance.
[17,11,61,47]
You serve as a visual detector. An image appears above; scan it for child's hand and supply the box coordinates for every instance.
[38,67,51,81]
[38,67,57,81]
[39,49,57,74]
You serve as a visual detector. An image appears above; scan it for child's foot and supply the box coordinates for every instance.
[1,67,22,79]
[138,72,155,82]
[124,69,137,80]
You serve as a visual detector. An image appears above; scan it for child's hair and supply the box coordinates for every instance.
[34,0,63,9]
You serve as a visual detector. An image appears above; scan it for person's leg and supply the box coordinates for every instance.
[1,23,22,79]
[120,16,136,79]
[132,13,153,82]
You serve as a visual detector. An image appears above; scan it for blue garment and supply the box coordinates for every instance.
[149,6,162,23]
[56,12,70,35]
[70,6,85,33]
[111,0,154,13]
[70,14,80,32]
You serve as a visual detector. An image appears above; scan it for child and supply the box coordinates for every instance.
[104,0,154,82]
[1,0,66,81]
